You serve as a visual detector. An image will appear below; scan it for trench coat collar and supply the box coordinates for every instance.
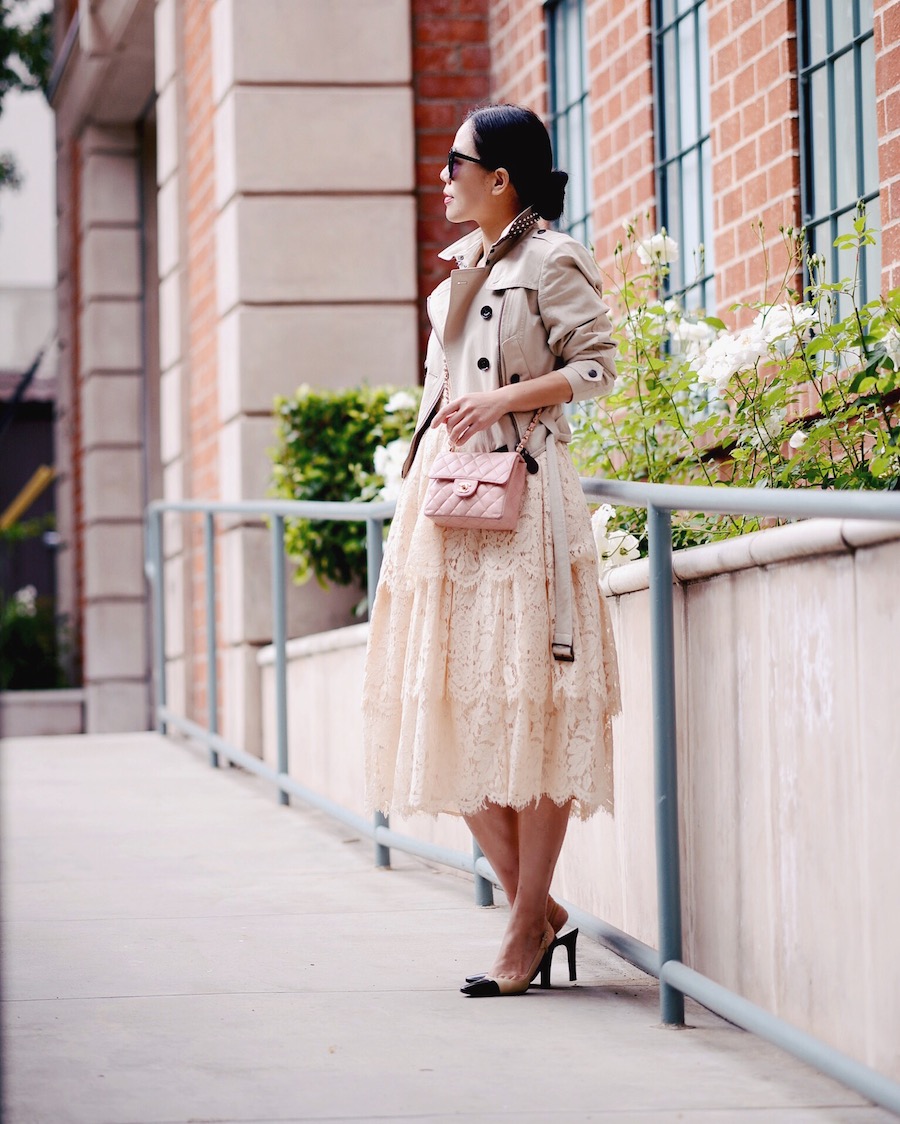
[437,207,540,270]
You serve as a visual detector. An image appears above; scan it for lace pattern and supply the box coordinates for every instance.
[362,425,621,821]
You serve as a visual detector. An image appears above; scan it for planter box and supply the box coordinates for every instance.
[258,517,900,1081]
[0,689,86,738]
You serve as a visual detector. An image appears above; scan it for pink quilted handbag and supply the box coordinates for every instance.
[424,448,527,530]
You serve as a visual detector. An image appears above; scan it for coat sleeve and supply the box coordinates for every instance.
[537,239,617,403]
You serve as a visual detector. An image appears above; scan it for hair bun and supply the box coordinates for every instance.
[534,169,568,222]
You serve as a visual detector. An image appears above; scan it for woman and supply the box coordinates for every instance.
[362,104,621,996]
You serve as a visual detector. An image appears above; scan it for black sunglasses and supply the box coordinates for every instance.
[448,149,488,180]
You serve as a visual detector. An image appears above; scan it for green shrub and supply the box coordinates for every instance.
[269,384,421,588]
[0,586,68,691]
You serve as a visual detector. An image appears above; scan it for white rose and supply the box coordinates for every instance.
[13,585,37,616]
[374,438,410,501]
[788,430,807,449]
[635,230,679,266]
[882,326,900,368]
[384,390,417,414]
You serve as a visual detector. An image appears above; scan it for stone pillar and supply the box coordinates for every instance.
[154,0,192,724]
[77,125,150,730]
[208,0,419,752]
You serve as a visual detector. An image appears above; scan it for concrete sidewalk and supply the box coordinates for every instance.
[1,732,894,1124]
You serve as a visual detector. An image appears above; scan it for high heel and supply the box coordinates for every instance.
[465,927,579,988]
[541,927,578,988]
[460,926,554,997]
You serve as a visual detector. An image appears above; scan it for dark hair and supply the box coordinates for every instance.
[466,103,568,222]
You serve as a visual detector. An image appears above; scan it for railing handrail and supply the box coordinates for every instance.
[143,478,900,1117]
[148,478,900,525]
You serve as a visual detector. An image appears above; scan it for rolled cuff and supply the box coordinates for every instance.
[560,356,617,403]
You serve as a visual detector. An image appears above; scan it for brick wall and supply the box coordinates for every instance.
[412,0,491,363]
[708,0,800,318]
[183,0,219,720]
[876,0,900,291]
[489,1,547,110]
[587,1,657,280]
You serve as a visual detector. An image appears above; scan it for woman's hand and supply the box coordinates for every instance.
[431,391,507,446]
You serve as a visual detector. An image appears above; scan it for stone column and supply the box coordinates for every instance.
[209,0,418,752]
[77,125,150,730]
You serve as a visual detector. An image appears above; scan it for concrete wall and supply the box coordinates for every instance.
[259,520,900,1081]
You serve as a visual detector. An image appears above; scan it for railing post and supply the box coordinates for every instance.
[367,515,391,868]
[366,516,384,619]
[472,839,494,906]
[272,514,289,806]
[204,511,219,767]
[150,508,167,735]
[374,810,391,869]
[647,502,685,1026]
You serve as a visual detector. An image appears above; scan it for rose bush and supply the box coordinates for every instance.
[571,209,900,556]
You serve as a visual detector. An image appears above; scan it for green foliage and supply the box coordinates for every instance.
[0,585,68,690]
[571,209,900,553]
[0,0,52,191]
[269,384,421,588]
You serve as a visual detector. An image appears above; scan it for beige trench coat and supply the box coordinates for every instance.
[402,216,617,476]
[401,214,619,661]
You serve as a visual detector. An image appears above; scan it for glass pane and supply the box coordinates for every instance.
[660,0,676,28]
[835,208,855,320]
[807,216,827,271]
[663,30,680,156]
[698,2,710,135]
[566,0,582,105]
[863,195,882,300]
[676,0,696,14]
[701,136,714,272]
[806,3,827,66]
[860,37,878,192]
[681,147,701,265]
[678,10,699,149]
[810,66,831,216]
[553,9,567,115]
[662,160,682,269]
[831,0,854,49]
[833,51,858,204]
[859,0,874,31]
[568,103,586,222]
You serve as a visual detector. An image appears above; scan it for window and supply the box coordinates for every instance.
[546,0,591,247]
[799,0,879,304]
[652,0,714,311]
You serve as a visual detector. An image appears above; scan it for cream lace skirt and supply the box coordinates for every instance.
[362,425,621,821]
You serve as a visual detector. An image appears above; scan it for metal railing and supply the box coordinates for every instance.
[144,483,900,1116]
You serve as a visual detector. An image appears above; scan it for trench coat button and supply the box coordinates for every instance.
[480,305,493,319]
[510,373,520,383]
[477,357,490,370]
[588,368,598,378]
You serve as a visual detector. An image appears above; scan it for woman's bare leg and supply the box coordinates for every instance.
[464,802,519,905]
[490,797,572,980]
[464,802,569,932]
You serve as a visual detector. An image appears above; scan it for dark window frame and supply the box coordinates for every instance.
[798,0,880,305]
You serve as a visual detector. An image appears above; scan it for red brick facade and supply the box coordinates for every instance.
[876,0,900,291]
[709,0,800,314]
[412,0,492,356]
[421,0,900,322]
[587,2,656,280]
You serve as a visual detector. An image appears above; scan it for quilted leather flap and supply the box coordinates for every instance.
[428,450,521,486]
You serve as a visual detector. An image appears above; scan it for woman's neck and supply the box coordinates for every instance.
[479,205,523,259]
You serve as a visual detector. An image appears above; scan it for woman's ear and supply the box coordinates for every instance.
[490,167,512,197]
